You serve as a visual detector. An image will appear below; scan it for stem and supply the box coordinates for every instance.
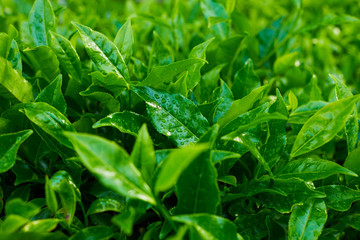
[155,196,178,233]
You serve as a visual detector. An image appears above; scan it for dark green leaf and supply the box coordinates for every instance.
[318,185,360,211]
[132,86,209,146]
[138,58,205,90]
[288,199,327,240]
[0,130,33,173]
[217,85,269,128]
[69,226,113,240]
[175,151,220,214]
[232,59,260,99]
[35,75,67,115]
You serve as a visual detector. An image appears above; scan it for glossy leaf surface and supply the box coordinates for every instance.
[65,132,155,205]
[288,199,327,240]
[93,111,147,137]
[274,158,357,181]
[72,22,130,83]
[318,185,360,211]
[133,86,209,146]
[290,95,360,158]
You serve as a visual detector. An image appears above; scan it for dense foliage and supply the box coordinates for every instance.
[1,0,360,239]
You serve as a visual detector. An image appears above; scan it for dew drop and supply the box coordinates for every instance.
[161,98,166,104]
[154,94,160,99]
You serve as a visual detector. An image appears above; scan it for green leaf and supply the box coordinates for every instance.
[22,102,75,149]
[175,151,220,214]
[23,46,60,82]
[12,161,38,186]
[45,176,58,213]
[72,22,130,84]
[187,38,214,89]
[8,39,22,74]
[69,226,113,240]
[344,146,360,176]
[0,130,32,173]
[273,52,299,75]
[5,198,41,219]
[111,199,148,236]
[87,198,125,215]
[255,177,326,213]
[22,219,59,232]
[331,74,358,153]
[297,14,360,33]
[290,95,360,158]
[234,210,269,240]
[114,19,133,63]
[79,84,120,112]
[35,75,67,115]
[28,0,56,46]
[138,58,205,90]
[0,215,28,234]
[90,71,127,98]
[288,90,298,111]
[260,89,288,169]
[0,33,10,58]
[0,57,33,102]
[200,0,229,39]
[217,84,269,128]
[173,214,238,240]
[130,124,156,183]
[49,31,82,82]
[93,111,147,137]
[197,63,226,103]
[50,171,78,224]
[341,214,360,231]
[132,86,209,146]
[288,101,328,124]
[148,31,174,71]
[222,112,287,136]
[232,59,260,99]
[65,132,155,205]
[288,199,327,240]
[274,158,357,181]
[222,133,273,177]
[155,143,208,193]
[318,185,360,211]
[211,150,240,164]
[213,81,234,123]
